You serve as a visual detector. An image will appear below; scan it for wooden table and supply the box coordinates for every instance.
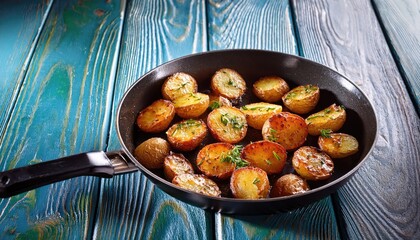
[1,0,419,239]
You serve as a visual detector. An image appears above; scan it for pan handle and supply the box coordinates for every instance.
[0,151,138,198]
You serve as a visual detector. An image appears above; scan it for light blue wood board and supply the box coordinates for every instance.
[93,0,212,239]
[207,0,341,239]
[371,0,420,114]
[292,0,420,239]
[0,0,123,238]
[0,0,52,138]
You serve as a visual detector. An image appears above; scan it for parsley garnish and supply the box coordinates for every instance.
[320,129,333,138]
[209,101,221,110]
[220,113,244,130]
[171,119,201,136]
[273,151,281,161]
[221,145,249,168]
[267,128,278,141]
[253,178,260,184]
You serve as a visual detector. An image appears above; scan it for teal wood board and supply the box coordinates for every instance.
[0,0,52,139]
[0,0,123,238]
[93,0,211,239]
[292,0,420,239]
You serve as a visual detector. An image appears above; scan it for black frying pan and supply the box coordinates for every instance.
[0,50,377,214]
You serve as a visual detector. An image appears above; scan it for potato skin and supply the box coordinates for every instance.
[252,76,289,102]
[211,68,246,100]
[207,106,248,144]
[270,174,310,197]
[136,99,175,133]
[172,173,221,197]
[292,146,334,181]
[173,92,210,119]
[241,140,287,174]
[240,102,282,130]
[262,112,308,150]
[282,84,320,114]
[161,72,198,101]
[196,142,236,180]
[230,167,270,199]
[305,104,346,136]
[134,137,171,169]
[166,119,207,151]
[318,133,359,158]
[163,153,194,182]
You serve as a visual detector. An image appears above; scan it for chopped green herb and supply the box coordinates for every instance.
[304,84,318,93]
[285,92,297,100]
[172,119,201,136]
[253,178,260,184]
[175,82,188,90]
[320,129,333,138]
[265,159,272,165]
[220,113,244,130]
[273,151,281,161]
[221,145,249,168]
[209,101,221,110]
[267,128,278,141]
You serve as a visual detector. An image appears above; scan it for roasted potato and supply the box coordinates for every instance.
[270,173,310,197]
[136,99,175,133]
[166,119,207,151]
[240,102,282,129]
[196,142,236,180]
[318,132,359,158]
[163,152,194,182]
[282,84,320,114]
[305,104,346,136]
[230,167,270,199]
[173,92,210,119]
[211,68,246,100]
[292,146,334,181]
[207,106,248,144]
[134,137,171,169]
[262,112,308,150]
[172,173,221,197]
[161,72,198,101]
[208,94,232,110]
[241,140,287,174]
[252,76,289,102]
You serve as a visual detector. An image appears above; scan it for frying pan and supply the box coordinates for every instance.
[0,50,377,214]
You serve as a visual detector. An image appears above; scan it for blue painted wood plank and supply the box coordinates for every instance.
[0,0,123,238]
[0,0,52,138]
[206,1,341,239]
[292,0,420,239]
[371,0,420,114]
[93,0,211,239]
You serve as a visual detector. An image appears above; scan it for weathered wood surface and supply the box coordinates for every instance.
[92,0,211,239]
[371,0,420,113]
[292,0,420,239]
[0,0,123,239]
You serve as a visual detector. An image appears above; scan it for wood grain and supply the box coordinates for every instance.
[0,0,123,238]
[292,0,420,239]
[0,0,52,139]
[371,0,420,114]
[93,0,211,239]
[207,0,340,239]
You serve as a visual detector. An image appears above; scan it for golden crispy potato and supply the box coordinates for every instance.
[161,72,198,101]
[270,173,310,197]
[173,92,210,119]
[134,137,171,169]
[211,68,246,100]
[240,102,282,129]
[292,146,334,181]
[241,140,287,174]
[318,132,359,158]
[230,167,270,199]
[252,76,289,102]
[166,119,207,151]
[208,94,232,110]
[282,84,320,114]
[207,106,248,144]
[136,99,175,133]
[196,142,236,180]
[262,112,308,150]
[163,152,194,182]
[172,173,221,197]
[305,104,346,136]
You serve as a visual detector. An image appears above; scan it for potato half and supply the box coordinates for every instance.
[173,173,221,197]
[163,152,194,182]
[305,104,346,136]
[211,68,246,100]
[196,142,236,180]
[252,76,289,102]
[230,167,270,199]
[136,99,175,133]
[240,102,282,130]
[282,84,320,114]
[318,132,359,158]
[161,72,198,101]
[134,137,171,169]
[292,146,334,181]
[173,92,209,119]
[166,119,207,151]
[241,140,287,174]
[270,173,310,197]
[207,106,248,144]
